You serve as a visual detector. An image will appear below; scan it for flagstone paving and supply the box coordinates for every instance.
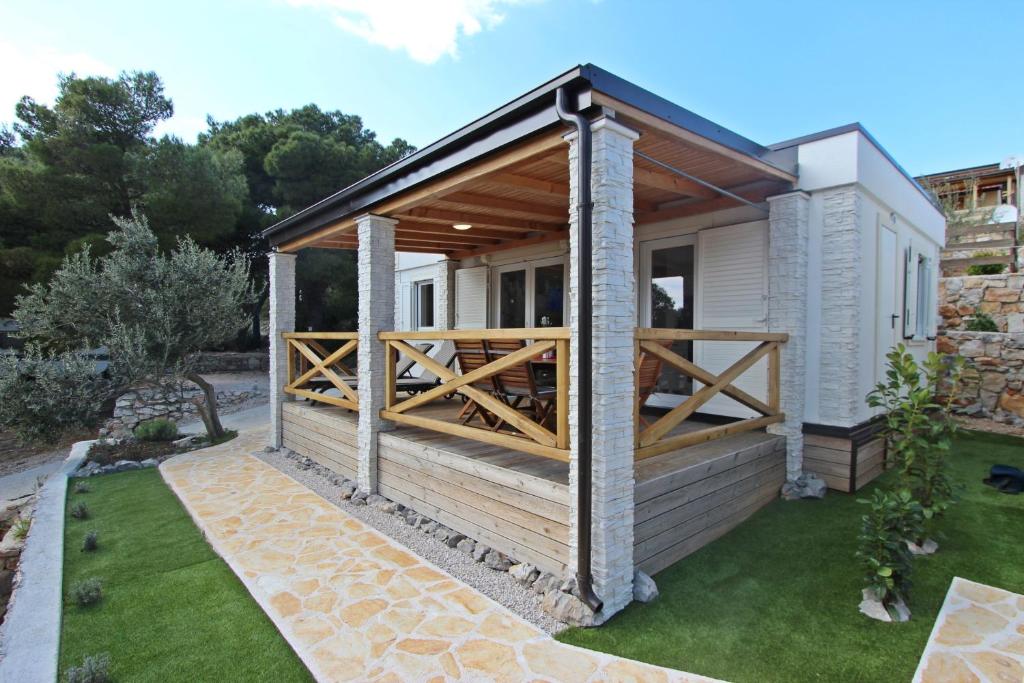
[913,577,1024,683]
[161,424,718,682]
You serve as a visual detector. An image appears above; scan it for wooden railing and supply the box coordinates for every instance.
[282,332,359,411]
[634,328,787,460]
[378,328,571,462]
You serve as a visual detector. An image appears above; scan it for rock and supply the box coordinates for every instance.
[858,588,910,622]
[541,590,595,627]
[444,533,467,549]
[366,494,387,507]
[378,501,399,514]
[456,538,476,556]
[350,490,368,502]
[0,569,13,596]
[484,551,512,571]
[412,515,430,529]
[77,462,101,477]
[422,521,439,534]
[339,481,357,500]
[172,434,205,450]
[263,446,276,453]
[350,496,367,506]
[432,526,453,543]
[906,538,939,556]
[633,570,659,603]
[114,460,142,472]
[139,458,159,469]
[471,544,491,562]
[558,575,580,598]
[781,474,828,500]
[531,572,559,595]
[509,563,539,587]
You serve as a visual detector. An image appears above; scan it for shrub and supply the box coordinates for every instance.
[0,343,111,445]
[856,488,923,613]
[70,577,102,607]
[82,530,99,552]
[867,345,965,534]
[964,313,999,332]
[70,502,90,520]
[73,481,91,494]
[64,653,111,683]
[134,418,178,442]
[966,262,1005,276]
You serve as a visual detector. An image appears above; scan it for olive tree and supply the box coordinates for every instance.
[14,210,258,438]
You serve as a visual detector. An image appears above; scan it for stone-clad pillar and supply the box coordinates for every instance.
[434,259,457,331]
[268,251,297,449]
[767,191,810,481]
[566,116,640,620]
[356,214,396,493]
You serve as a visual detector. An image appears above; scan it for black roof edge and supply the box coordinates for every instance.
[264,63,801,245]
[769,122,942,212]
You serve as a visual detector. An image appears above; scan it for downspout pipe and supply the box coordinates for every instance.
[555,87,603,614]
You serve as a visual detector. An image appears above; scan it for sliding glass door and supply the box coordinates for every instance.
[492,257,566,330]
[639,235,696,403]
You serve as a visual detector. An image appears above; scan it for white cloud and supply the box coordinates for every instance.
[286,0,521,64]
[0,39,114,124]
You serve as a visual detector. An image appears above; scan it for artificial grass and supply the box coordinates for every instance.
[59,468,312,682]
[558,430,1024,682]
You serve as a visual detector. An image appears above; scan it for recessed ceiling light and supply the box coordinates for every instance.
[453,223,472,231]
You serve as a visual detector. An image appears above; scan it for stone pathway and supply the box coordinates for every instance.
[913,577,1024,683]
[161,425,717,683]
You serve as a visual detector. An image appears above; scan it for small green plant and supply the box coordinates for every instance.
[70,577,103,607]
[966,262,1005,276]
[12,517,31,540]
[134,418,178,442]
[964,312,999,332]
[63,652,111,683]
[867,345,965,533]
[856,488,923,615]
[82,530,99,552]
[70,501,90,520]
[73,481,91,494]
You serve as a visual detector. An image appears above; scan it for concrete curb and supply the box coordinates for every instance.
[0,440,94,683]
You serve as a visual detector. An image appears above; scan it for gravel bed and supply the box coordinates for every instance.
[256,448,567,634]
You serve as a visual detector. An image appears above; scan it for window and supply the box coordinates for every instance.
[902,246,935,341]
[413,280,434,330]
[493,258,566,328]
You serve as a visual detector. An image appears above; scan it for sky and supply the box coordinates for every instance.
[2,0,1022,177]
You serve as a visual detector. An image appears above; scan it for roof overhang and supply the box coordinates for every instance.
[264,64,798,250]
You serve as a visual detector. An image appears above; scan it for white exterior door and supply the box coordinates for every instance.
[876,224,899,380]
[695,221,769,418]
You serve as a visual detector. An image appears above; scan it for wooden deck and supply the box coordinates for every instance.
[281,398,785,577]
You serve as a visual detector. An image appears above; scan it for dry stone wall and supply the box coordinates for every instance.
[101,382,265,437]
[938,274,1024,333]
[938,331,1024,426]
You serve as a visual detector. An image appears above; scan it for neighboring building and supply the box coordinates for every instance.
[261,65,944,623]
[917,161,1022,276]
[0,319,21,351]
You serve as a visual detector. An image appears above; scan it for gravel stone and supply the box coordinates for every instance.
[349,497,367,506]
[531,572,559,595]
[378,501,399,514]
[633,570,659,603]
[365,494,387,507]
[256,449,563,633]
[484,550,512,572]
[456,538,476,556]
[444,532,467,549]
[509,563,539,587]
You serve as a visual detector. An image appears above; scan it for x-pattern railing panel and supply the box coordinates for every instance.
[282,332,359,410]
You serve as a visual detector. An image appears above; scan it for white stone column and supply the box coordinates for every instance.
[434,259,457,330]
[566,117,639,620]
[268,251,297,449]
[356,214,396,493]
[767,191,810,481]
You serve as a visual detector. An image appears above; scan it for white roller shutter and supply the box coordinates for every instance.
[455,266,488,329]
[695,221,769,418]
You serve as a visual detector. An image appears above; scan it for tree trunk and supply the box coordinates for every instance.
[185,371,225,440]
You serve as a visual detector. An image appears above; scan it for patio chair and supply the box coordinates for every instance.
[309,342,435,395]
[486,338,557,432]
[637,340,671,427]
[453,338,499,428]
[396,340,456,396]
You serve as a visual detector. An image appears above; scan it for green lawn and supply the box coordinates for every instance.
[558,430,1024,682]
[60,468,312,682]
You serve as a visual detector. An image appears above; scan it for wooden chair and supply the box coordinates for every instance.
[453,339,498,427]
[486,338,557,432]
[637,340,671,428]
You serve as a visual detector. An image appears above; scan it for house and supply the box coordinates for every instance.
[917,160,1022,276]
[261,65,944,623]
